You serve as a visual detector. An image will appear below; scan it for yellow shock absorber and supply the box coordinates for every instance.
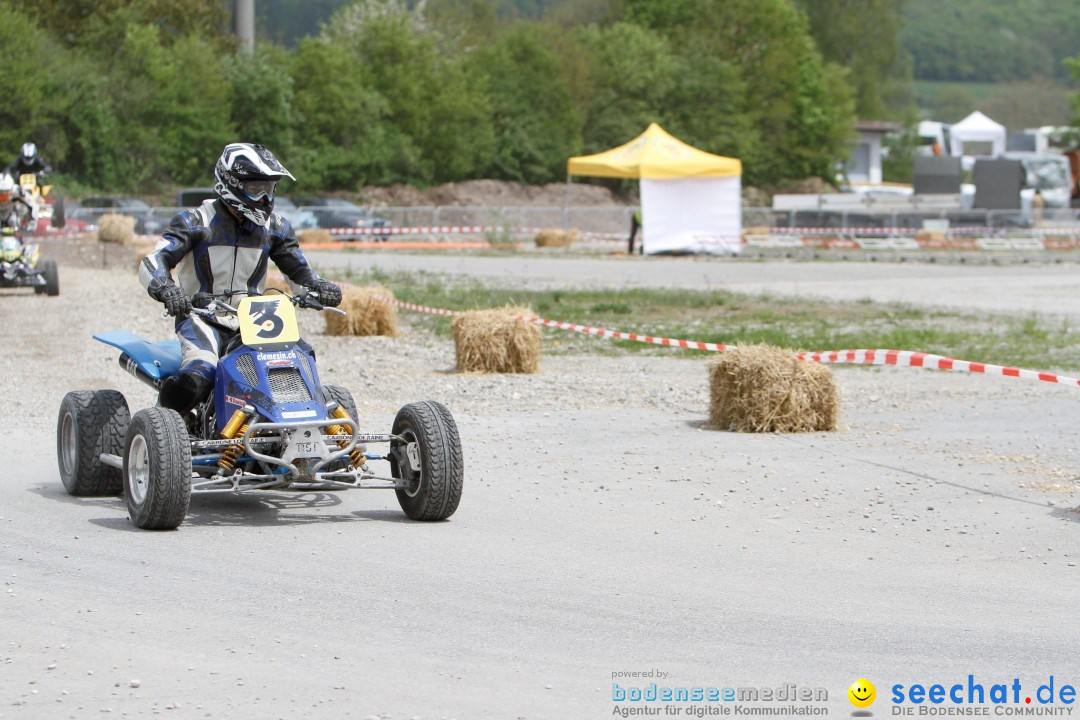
[330,406,365,468]
[218,408,250,474]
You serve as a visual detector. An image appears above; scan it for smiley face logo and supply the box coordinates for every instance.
[848,679,876,708]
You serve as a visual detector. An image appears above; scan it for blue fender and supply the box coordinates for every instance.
[93,331,182,381]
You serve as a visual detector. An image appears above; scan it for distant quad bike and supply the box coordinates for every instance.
[18,172,65,229]
[0,228,59,295]
[56,290,463,529]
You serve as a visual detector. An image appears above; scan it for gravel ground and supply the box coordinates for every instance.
[2,250,1080,719]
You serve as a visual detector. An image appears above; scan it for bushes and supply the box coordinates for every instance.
[0,0,858,194]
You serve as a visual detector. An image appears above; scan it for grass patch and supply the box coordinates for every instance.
[329,268,1080,370]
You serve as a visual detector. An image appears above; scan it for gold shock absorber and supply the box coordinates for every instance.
[330,406,365,468]
[218,408,250,474]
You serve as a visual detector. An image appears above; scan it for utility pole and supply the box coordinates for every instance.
[235,0,255,51]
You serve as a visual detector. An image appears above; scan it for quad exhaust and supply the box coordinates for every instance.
[118,354,162,390]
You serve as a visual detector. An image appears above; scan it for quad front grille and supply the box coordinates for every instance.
[267,367,312,404]
[235,354,259,387]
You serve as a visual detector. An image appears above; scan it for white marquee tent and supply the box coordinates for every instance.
[567,124,742,255]
[949,111,1007,159]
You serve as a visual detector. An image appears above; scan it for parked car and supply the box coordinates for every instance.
[274,197,319,230]
[77,197,164,235]
[293,197,392,240]
[176,187,216,208]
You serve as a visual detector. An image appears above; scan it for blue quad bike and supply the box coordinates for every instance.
[56,290,463,529]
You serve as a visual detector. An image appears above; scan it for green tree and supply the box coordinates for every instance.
[794,0,912,121]
[901,0,1080,83]
[625,0,855,186]
[983,78,1072,130]
[289,36,409,189]
[322,1,494,183]
[72,11,234,189]
[227,44,296,158]
[931,84,979,124]
[574,22,679,154]
[14,0,230,46]
[1068,55,1080,130]
[0,6,73,169]
[468,23,580,182]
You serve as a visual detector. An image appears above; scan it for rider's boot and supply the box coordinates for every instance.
[158,373,213,418]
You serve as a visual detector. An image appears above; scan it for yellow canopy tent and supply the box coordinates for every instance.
[567,124,743,254]
[567,123,741,180]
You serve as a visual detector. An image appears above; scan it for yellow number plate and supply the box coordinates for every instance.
[237,295,299,348]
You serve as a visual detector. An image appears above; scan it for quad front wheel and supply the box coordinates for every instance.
[123,408,192,530]
[57,390,129,496]
[390,401,463,521]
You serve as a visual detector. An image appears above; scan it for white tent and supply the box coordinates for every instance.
[950,111,1006,159]
[567,124,742,255]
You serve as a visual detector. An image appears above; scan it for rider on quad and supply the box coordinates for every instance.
[5,142,51,182]
[138,142,342,416]
[0,173,33,231]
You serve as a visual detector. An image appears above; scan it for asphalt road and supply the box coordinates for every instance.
[2,259,1079,719]
[308,250,1080,320]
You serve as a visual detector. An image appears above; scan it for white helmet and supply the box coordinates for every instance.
[21,143,36,164]
[213,143,295,227]
[0,173,15,203]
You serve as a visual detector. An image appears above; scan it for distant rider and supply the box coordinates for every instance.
[5,142,51,182]
[0,173,33,231]
[138,142,342,414]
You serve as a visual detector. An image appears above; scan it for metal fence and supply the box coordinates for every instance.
[68,203,1080,237]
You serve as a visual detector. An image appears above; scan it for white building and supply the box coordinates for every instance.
[845,120,902,185]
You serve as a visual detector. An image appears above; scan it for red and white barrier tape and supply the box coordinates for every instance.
[325,225,626,241]
[346,286,1080,389]
[322,224,1080,251]
[796,349,1080,388]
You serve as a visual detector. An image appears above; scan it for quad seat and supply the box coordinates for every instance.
[93,331,182,380]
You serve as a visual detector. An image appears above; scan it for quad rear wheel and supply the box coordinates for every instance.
[57,390,129,496]
[390,401,463,521]
[123,408,192,530]
[41,260,58,296]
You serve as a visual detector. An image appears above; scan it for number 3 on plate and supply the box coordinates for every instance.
[237,295,300,348]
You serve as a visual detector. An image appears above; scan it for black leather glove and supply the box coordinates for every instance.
[310,279,342,307]
[160,285,192,317]
[191,292,213,309]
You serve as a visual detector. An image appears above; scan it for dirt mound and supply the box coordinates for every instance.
[357,179,633,207]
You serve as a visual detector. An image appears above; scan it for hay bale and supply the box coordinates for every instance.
[741,225,771,239]
[129,238,157,272]
[97,213,136,245]
[298,228,332,245]
[323,285,398,337]
[707,344,838,433]
[263,272,293,295]
[451,306,540,374]
[533,228,578,248]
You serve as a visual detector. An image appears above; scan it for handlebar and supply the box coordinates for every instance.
[185,290,345,319]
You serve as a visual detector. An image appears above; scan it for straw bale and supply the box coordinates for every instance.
[298,229,332,245]
[129,238,157,272]
[741,225,771,238]
[323,285,399,337]
[707,344,838,433]
[263,272,293,295]
[451,306,541,374]
[533,228,578,248]
[97,213,136,245]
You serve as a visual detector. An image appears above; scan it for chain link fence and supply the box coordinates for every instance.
[69,202,1080,239]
